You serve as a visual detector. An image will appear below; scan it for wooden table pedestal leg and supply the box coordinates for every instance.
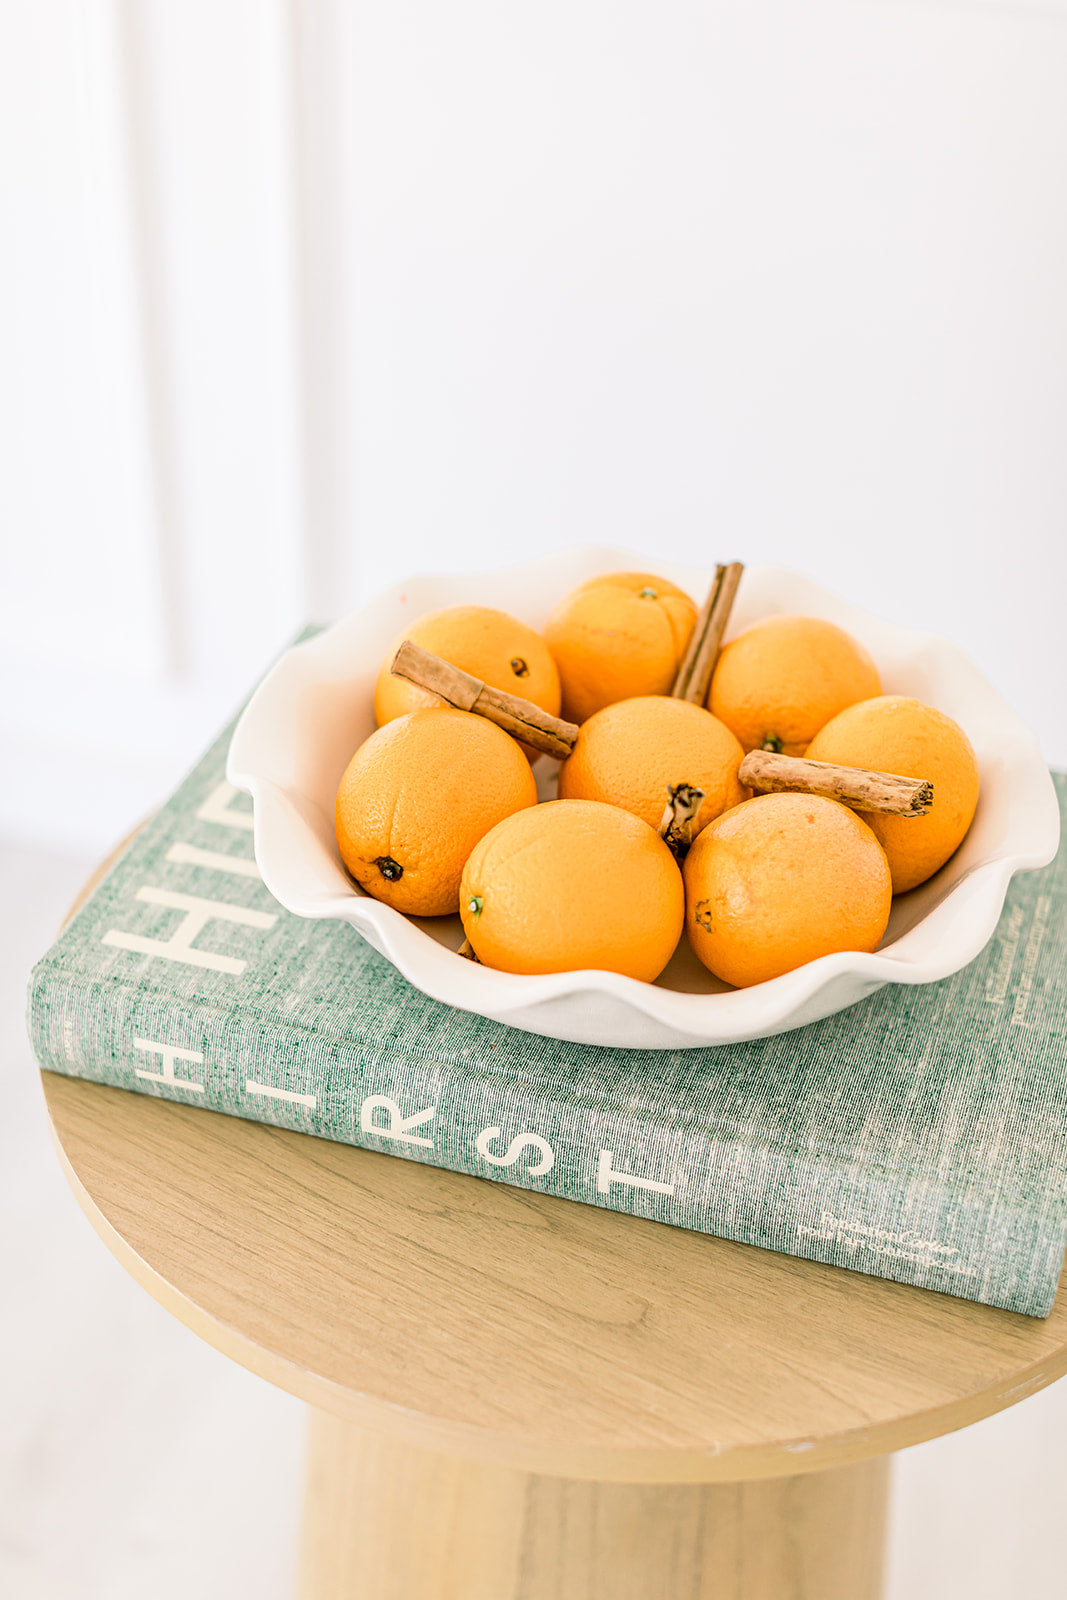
[298,1409,889,1600]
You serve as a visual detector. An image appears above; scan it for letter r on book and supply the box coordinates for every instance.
[359,1095,436,1148]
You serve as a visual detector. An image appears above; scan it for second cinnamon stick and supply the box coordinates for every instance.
[671,561,744,704]
[739,750,934,817]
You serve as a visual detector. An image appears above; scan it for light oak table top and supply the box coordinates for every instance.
[42,1065,1067,1485]
[40,839,1067,1488]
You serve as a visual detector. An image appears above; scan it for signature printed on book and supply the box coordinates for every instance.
[797,1212,978,1278]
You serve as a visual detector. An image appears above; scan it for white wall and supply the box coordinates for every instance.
[1,0,304,851]
[3,0,1066,855]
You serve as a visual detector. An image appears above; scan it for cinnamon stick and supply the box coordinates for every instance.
[457,938,481,963]
[671,561,744,704]
[738,751,934,817]
[657,783,706,861]
[390,640,579,760]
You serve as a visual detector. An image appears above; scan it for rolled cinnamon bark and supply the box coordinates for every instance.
[390,640,580,760]
[738,750,934,817]
[671,561,744,704]
[657,783,706,860]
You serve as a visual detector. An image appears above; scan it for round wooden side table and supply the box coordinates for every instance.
[40,860,1067,1600]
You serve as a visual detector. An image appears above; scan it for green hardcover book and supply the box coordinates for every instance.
[26,717,1067,1317]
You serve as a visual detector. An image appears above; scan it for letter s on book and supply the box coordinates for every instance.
[475,1127,554,1176]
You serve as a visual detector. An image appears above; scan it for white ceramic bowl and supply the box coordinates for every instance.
[227,548,1059,1049]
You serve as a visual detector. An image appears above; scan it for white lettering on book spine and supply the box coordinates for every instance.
[103,888,276,974]
[597,1149,676,1198]
[197,781,254,831]
[1011,894,1052,1029]
[985,902,1024,1006]
[246,1081,317,1109]
[476,1127,554,1176]
[360,1094,436,1148]
[796,1211,978,1278]
[134,1039,205,1093]
[166,842,261,880]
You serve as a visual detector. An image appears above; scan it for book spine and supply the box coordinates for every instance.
[28,967,1062,1319]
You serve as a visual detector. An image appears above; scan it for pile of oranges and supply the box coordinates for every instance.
[334,571,980,990]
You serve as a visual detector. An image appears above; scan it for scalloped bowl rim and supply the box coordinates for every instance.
[227,548,1059,1049]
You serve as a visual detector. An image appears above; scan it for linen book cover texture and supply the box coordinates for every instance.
[27,720,1067,1317]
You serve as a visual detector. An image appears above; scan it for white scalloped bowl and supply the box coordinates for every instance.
[227,548,1059,1049]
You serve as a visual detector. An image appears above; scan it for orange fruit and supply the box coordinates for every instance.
[460,799,683,980]
[805,696,980,894]
[543,572,697,724]
[374,606,561,760]
[708,614,881,756]
[683,793,892,987]
[557,696,748,836]
[335,707,537,916]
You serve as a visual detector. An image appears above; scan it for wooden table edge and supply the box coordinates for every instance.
[40,1068,1067,1485]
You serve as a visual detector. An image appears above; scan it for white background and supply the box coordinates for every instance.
[2,0,1067,1595]
[2,0,1066,852]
